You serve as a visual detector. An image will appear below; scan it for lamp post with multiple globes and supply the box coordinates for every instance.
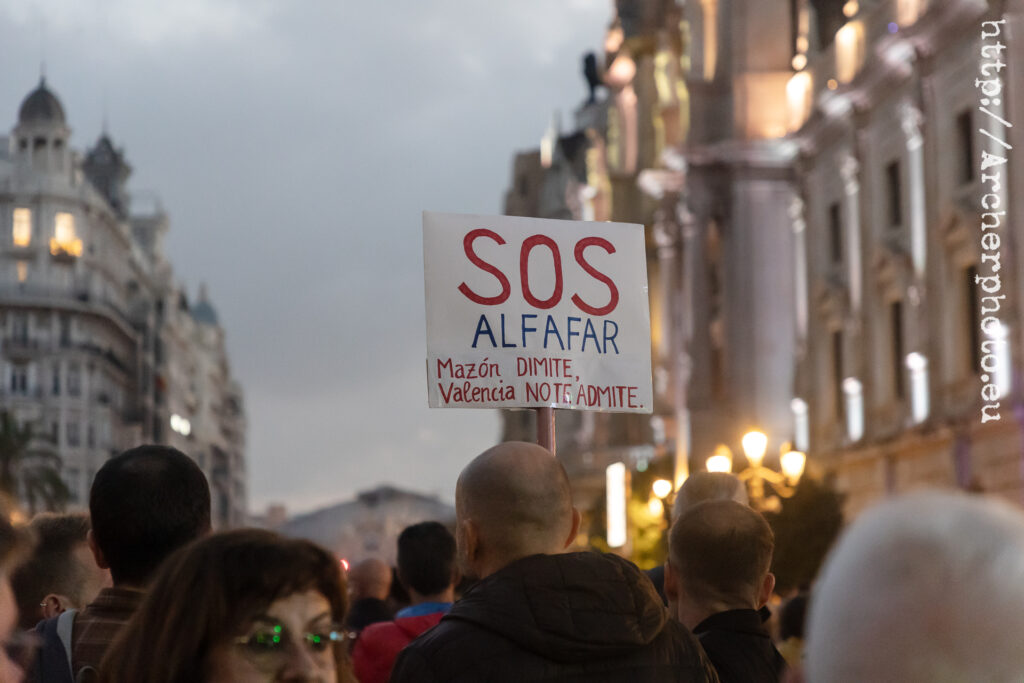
[705,430,807,510]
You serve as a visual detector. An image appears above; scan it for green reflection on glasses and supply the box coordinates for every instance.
[233,624,345,658]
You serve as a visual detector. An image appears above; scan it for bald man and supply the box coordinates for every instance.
[345,558,393,634]
[391,442,718,683]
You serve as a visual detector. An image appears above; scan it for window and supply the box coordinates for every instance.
[843,377,865,441]
[68,364,82,397]
[906,352,930,423]
[832,331,844,419]
[966,265,981,373]
[66,421,80,447]
[9,366,27,395]
[828,202,843,265]
[51,363,60,396]
[891,301,905,399]
[11,313,27,343]
[62,468,80,500]
[87,424,95,448]
[51,212,82,257]
[12,208,31,247]
[886,160,902,227]
[956,110,974,185]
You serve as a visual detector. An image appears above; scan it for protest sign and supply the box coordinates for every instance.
[424,211,652,413]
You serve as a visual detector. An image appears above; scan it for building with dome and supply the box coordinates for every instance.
[0,78,247,526]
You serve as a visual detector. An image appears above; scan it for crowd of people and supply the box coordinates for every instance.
[0,440,1021,682]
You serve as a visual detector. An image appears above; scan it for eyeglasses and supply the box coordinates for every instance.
[232,624,346,667]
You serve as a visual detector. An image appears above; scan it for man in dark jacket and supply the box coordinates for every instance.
[391,441,718,683]
[665,500,785,683]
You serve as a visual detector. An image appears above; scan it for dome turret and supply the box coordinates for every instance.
[17,77,66,126]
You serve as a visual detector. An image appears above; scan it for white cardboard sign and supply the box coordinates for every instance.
[423,211,652,413]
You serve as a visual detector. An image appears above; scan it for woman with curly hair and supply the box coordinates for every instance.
[100,528,354,682]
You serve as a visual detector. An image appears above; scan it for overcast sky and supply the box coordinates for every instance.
[0,0,612,514]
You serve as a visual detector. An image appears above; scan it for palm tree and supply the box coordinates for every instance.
[0,411,70,514]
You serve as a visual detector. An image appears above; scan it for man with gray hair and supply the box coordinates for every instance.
[391,441,718,682]
[805,491,1024,682]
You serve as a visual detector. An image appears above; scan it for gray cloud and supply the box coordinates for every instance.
[0,0,610,512]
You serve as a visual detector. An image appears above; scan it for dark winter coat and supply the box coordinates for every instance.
[390,552,719,683]
[694,609,787,683]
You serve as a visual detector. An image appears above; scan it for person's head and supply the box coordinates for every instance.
[805,492,1024,682]
[89,444,211,587]
[455,441,580,579]
[347,559,391,602]
[0,503,34,683]
[11,513,110,627]
[100,529,352,683]
[665,500,775,629]
[396,522,457,603]
[672,471,748,521]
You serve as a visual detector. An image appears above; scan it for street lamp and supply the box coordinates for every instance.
[704,430,807,509]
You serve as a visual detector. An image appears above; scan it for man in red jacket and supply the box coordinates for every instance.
[353,521,458,683]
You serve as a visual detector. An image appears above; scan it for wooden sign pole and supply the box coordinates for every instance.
[536,406,556,456]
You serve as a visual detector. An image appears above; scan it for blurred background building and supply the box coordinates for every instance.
[275,485,455,566]
[0,79,247,527]
[502,0,1023,528]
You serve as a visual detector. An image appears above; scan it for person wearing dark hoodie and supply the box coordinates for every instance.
[352,521,458,683]
[391,441,719,683]
[665,500,786,683]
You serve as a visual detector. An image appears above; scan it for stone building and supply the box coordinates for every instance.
[504,0,1024,518]
[279,486,455,566]
[0,78,247,526]
[787,0,1024,515]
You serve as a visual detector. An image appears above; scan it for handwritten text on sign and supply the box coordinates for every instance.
[423,212,652,412]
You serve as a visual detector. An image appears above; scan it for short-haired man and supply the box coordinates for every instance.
[805,492,1024,682]
[353,522,458,683]
[30,445,211,682]
[648,472,749,604]
[392,442,718,683]
[11,513,109,629]
[665,500,785,683]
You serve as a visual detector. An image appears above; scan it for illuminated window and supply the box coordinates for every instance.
[51,212,83,257]
[842,377,864,441]
[786,70,813,132]
[16,263,27,283]
[606,462,627,548]
[791,398,810,452]
[897,0,927,26]
[905,352,929,423]
[984,320,1012,399]
[835,21,865,84]
[12,208,31,247]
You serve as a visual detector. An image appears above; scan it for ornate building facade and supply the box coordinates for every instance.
[0,79,247,526]
[504,0,1023,518]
